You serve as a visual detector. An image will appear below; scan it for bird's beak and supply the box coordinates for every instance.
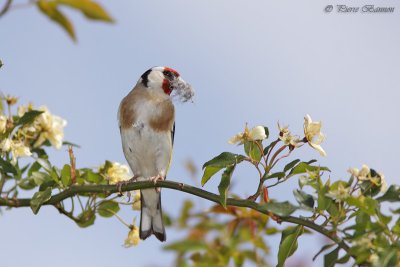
[170,76,195,102]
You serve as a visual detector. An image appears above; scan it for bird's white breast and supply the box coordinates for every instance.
[120,99,173,179]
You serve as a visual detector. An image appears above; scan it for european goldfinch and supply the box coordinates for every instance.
[118,66,194,242]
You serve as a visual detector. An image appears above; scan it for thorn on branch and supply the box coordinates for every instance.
[247,195,257,201]
[269,212,282,224]
[116,175,138,196]
[179,183,184,190]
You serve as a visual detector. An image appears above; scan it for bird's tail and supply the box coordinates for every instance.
[139,190,166,242]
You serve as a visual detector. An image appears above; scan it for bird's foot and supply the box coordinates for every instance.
[150,175,165,193]
[116,175,137,196]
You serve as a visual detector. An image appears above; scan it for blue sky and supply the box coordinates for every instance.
[1,0,400,266]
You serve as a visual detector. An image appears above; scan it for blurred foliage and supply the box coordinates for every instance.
[165,200,273,267]
[0,0,113,41]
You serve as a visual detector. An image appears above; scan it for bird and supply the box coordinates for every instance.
[118,66,194,242]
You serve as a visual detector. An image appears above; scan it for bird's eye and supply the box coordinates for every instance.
[163,70,173,79]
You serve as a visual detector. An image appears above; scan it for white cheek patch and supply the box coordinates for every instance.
[170,77,195,102]
[147,71,164,87]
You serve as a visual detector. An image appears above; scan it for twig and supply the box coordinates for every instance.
[0,0,12,18]
[268,145,287,167]
[270,151,291,169]
[0,173,5,194]
[265,139,279,167]
[54,203,79,223]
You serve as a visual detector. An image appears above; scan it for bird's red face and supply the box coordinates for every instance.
[139,66,194,102]
[161,67,180,95]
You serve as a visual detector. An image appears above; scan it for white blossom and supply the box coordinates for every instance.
[0,138,12,152]
[278,123,300,147]
[303,114,326,156]
[105,162,131,184]
[228,125,266,145]
[124,225,140,247]
[348,164,387,193]
[33,106,67,149]
[132,190,141,211]
[0,115,7,133]
[326,183,350,202]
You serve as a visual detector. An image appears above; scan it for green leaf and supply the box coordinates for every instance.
[84,169,103,184]
[376,209,392,225]
[30,187,52,214]
[293,189,314,209]
[267,172,286,179]
[16,110,43,126]
[201,166,222,186]
[20,163,30,175]
[218,164,236,208]
[0,157,18,175]
[36,158,52,173]
[61,164,71,186]
[233,253,245,267]
[377,185,400,202]
[39,180,56,191]
[31,171,51,186]
[164,240,207,252]
[284,159,300,172]
[76,209,96,228]
[28,162,41,177]
[312,243,335,261]
[277,226,303,267]
[0,96,3,114]
[50,167,60,182]
[263,126,269,139]
[335,254,350,264]
[62,141,81,148]
[265,201,298,217]
[97,200,120,217]
[346,196,377,216]
[392,218,400,235]
[374,249,397,267]
[18,178,37,190]
[202,152,245,169]
[324,246,340,267]
[244,141,262,162]
[265,227,279,235]
[317,185,331,211]
[178,200,194,227]
[263,140,278,155]
[288,162,330,177]
[57,0,114,22]
[305,159,317,165]
[201,152,245,186]
[37,0,76,41]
